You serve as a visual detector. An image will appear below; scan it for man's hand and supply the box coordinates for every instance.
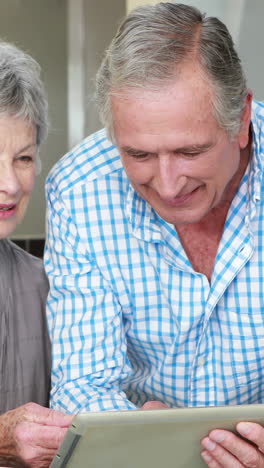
[0,402,74,468]
[201,422,264,467]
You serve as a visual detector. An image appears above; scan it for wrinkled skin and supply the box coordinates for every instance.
[0,402,73,468]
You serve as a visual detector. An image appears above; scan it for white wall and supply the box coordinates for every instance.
[68,0,126,148]
[83,0,126,138]
[127,0,163,10]
[238,1,264,101]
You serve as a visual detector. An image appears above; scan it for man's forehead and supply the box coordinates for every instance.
[110,60,212,101]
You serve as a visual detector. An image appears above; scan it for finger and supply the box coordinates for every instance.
[23,403,74,427]
[14,424,67,468]
[201,450,224,467]
[15,422,68,450]
[18,443,57,468]
[201,436,243,468]
[208,429,264,467]
[237,422,264,454]
[18,444,56,468]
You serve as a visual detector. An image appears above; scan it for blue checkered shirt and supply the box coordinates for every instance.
[45,100,264,413]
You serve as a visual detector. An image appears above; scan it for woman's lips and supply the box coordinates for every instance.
[0,204,16,218]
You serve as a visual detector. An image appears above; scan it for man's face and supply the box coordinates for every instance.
[111,62,251,226]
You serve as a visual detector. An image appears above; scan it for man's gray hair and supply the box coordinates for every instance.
[96,2,247,141]
[0,41,48,148]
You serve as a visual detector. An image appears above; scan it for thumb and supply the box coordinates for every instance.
[141,401,169,410]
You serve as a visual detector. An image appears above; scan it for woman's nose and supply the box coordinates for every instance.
[0,163,20,195]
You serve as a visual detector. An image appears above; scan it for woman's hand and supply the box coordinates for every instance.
[0,402,74,468]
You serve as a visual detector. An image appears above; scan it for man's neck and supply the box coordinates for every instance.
[175,139,252,280]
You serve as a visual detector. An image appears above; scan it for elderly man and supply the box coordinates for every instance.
[45,3,264,466]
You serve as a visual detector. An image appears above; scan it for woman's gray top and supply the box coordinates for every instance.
[0,239,51,413]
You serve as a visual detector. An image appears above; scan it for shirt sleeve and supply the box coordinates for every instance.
[44,180,136,414]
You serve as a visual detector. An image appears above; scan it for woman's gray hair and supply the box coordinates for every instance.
[0,41,48,149]
[96,2,247,141]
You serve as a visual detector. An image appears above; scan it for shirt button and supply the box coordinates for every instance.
[197,357,206,367]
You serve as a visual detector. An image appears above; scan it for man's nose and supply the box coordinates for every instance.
[0,163,20,195]
[155,156,187,199]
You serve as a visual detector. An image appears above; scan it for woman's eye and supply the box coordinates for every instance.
[16,155,34,164]
[19,155,33,161]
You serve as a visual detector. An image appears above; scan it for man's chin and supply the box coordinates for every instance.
[157,208,208,227]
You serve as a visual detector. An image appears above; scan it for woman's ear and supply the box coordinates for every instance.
[238,91,253,149]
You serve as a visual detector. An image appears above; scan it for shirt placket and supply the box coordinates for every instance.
[188,227,254,406]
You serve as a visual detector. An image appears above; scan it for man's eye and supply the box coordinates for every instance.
[127,152,150,160]
[182,152,200,158]
[133,154,148,159]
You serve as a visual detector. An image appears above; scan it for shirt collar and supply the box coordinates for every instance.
[125,184,165,243]
[247,102,263,210]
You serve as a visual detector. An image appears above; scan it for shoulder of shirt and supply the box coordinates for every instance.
[46,128,122,195]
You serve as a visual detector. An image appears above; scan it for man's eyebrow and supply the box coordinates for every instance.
[173,143,213,153]
[121,143,213,156]
[121,146,153,156]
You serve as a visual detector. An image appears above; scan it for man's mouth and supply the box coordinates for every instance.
[164,186,201,206]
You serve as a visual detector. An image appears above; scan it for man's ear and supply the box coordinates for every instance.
[238,91,253,149]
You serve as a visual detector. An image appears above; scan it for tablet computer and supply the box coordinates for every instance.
[50,403,264,468]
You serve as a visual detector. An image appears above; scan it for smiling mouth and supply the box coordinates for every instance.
[0,205,15,211]
[164,186,201,206]
[0,204,16,216]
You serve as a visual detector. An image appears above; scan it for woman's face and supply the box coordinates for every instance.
[0,115,38,239]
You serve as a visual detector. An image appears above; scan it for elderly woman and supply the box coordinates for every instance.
[0,43,72,467]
